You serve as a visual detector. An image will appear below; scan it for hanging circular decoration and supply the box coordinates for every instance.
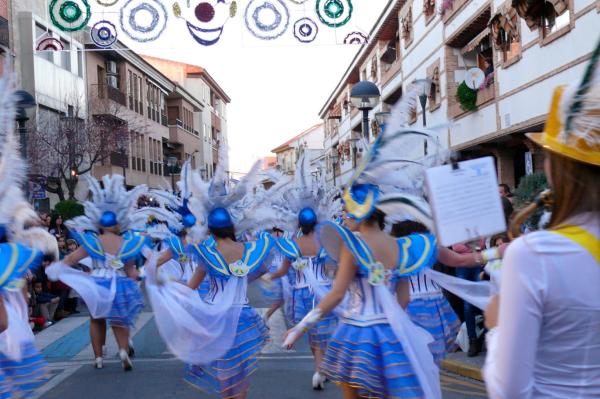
[120,0,168,42]
[293,17,318,43]
[49,0,91,32]
[344,31,368,45]
[36,35,65,51]
[288,0,309,3]
[91,20,118,47]
[97,0,119,5]
[316,0,353,28]
[244,0,289,40]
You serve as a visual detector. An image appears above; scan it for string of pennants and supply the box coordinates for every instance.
[37,0,370,51]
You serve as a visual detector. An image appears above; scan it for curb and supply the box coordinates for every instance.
[441,359,483,382]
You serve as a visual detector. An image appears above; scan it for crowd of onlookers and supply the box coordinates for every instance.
[26,211,88,332]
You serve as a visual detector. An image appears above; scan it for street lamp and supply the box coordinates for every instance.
[167,156,178,193]
[349,136,360,168]
[350,81,381,143]
[14,90,37,160]
[413,78,432,127]
[330,152,339,188]
[375,111,391,135]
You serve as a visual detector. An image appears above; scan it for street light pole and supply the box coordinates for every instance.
[350,81,381,144]
[16,109,29,160]
[419,94,427,127]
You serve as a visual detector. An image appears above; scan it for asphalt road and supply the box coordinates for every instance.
[34,281,488,399]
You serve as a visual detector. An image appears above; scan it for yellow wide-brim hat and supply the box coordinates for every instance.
[527,43,600,167]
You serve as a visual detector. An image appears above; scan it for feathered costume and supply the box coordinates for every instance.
[0,73,50,397]
[144,148,282,398]
[284,85,449,399]
[267,153,340,352]
[46,174,149,329]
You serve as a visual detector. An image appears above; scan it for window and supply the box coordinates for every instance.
[35,24,54,62]
[77,49,84,78]
[127,71,133,110]
[61,39,71,71]
[491,5,522,66]
[542,4,570,38]
[400,6,413,48]
[138,76,143,115]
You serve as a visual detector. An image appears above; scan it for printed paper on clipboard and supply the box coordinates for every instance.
[425,156,506,247]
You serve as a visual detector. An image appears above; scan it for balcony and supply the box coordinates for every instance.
[91,84,127,107]
[448,73,496,119]
[0,17,8,48]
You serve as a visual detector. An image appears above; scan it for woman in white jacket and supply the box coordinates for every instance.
[483,41,600,398]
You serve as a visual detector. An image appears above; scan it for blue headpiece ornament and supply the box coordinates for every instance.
[99,211,118,228]
[179,198,197,228]
[208,207,233,229]
[298,207,317,226]
[343,184,379,221]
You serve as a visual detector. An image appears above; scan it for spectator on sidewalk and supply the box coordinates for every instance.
[49,214,68,237]
[452,241,482,357]
[498,184,514,204]
[31,282,59,328]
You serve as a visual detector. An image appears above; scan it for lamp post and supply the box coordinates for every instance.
[375,112,391,135]
[413,78,433,127]
[350,81,381,143]
[349,136,360,168]
[167,156,178,193]
[331,152,339,188]
[14,90,37,160]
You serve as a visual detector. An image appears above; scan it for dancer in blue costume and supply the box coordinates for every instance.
[284,87,448,399]
[0,75,58,397]
[145,149,283,399]
[47,174,150,371]
[270,214,337,390]
[264,153,341,390]
[260,227,287,322]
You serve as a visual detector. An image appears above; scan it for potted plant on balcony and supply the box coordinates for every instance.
[456,81,478,111]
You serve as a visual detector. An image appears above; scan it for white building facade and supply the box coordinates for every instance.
[271,123,325,179]
[320,0,599,189]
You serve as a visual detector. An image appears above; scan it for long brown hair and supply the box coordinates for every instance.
[510,152,600,237]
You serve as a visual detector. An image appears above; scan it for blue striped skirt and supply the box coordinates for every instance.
[292,287,336,350]
[0,342,48,397]
[322,322,424,398]
[407,294,460,363]
[185,306,269,398]
[94,276,144,329]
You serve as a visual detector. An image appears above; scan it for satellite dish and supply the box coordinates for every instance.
[464,68,485,90]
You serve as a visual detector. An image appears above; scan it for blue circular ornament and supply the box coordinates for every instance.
[208,208,233,229]
[298,207,318,226]
[293,17,318,43]
[182,213,197,228]
[100,211,118,227]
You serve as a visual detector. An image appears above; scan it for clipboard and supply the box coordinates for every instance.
[425,156,507,247]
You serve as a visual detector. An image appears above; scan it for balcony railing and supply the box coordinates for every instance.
[0,17,9,48]
[91,84,127,106]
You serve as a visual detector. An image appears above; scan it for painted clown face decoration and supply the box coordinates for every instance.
[173,0,237,46]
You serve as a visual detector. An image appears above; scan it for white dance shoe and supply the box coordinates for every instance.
[312,371,326,390]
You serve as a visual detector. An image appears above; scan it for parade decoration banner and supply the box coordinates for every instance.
[40,0,368,53]
[50,0,92,32]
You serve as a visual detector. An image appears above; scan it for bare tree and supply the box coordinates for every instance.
[28,91,147,200]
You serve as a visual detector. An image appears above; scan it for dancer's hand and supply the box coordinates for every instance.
[282,328,304,350]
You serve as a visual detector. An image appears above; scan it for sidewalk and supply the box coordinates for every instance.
[441,351,485,382]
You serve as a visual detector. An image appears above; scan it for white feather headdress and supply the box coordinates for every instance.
[344,84,450,228]
[267,152,342,233]
[66,174,147,233]
[0,70,58,259]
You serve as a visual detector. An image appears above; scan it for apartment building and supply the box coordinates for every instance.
[0,0,10,74]
[271,123,325,178]
[86,35,181,189]
[141,56,231,179]
[320,0,598,189]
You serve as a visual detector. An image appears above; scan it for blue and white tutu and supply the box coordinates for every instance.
[260,262,284,305]
[94,277,144,329]
[0,342,48,397]
[322,322,424,399]
[407,294,460,363]
[185,306,269,398]
[292,287,336,350]
[197,279,210,299]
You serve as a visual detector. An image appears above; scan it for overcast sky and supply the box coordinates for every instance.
[89,1,388,173]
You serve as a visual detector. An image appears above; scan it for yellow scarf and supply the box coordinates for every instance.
[552,225,600,263]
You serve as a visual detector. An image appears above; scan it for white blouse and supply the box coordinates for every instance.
[484,214,600,399]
